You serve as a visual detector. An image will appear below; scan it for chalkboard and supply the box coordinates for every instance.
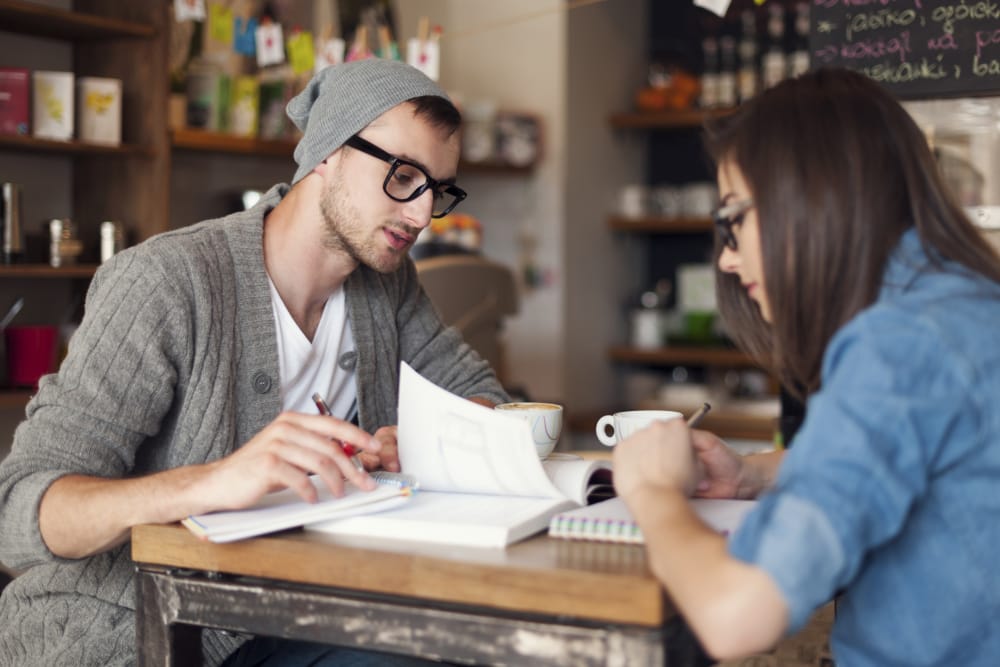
[810,0,1000,99]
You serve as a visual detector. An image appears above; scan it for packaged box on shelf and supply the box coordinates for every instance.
[229,75,259,137]
[33,70,74,140]
[186,62,230,132]
[258,77,290,139]
[77,77,122,145]
[0,68,30,136]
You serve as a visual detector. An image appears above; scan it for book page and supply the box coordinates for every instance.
[398,363,564,499]
[541,456,613,505]
[310,491,576,549]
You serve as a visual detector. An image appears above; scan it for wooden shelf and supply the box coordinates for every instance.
[0,134,152,157]
[0,390,32,410]
[0,264,99,278]
[171,129,297,158]
[567,403,777,442]
[608,345,757,368]
[609,107,735,130]
[459,159,535,175]
[172,129,537,173]
[608,215,712,233]
[0,0,156,40]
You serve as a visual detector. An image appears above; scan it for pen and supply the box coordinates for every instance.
[312,392,365,471]
[686,402,712,428]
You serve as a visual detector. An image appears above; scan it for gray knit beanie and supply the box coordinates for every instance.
[286,59,450,185]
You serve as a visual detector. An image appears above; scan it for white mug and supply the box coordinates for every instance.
[495,402,563,458]
[596,409,682,447]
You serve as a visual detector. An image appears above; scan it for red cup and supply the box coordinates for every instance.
[5,325,59,389]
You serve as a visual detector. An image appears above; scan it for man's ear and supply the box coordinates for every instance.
[313,150,340,176]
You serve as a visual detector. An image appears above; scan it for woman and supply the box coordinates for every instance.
[613,67,1000,665]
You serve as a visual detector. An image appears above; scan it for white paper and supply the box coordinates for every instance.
[694,0,732,18]
[315,38,345,73]
[256,23,286,67]
[405,39,440,81]
[174,0,206,22]
[397,362,563,499]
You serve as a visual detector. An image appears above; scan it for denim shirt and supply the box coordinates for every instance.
[729,229,1000,666]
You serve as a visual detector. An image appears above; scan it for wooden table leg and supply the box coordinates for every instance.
[135,566,203,666]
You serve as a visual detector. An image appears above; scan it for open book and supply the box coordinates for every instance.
[308,363,613,548]
[182,475,414,543]
[549,496,757,544]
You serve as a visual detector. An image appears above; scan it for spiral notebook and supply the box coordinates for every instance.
[548,496,757,544]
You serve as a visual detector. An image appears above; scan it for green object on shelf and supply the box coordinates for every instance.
[683,310,716,342]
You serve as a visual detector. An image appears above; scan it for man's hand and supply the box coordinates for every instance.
[199,411,382,512]
[356,425,402,472]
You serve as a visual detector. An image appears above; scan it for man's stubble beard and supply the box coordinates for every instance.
[319,174,406,275]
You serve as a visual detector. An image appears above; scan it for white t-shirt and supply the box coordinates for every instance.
[268,278,357,421]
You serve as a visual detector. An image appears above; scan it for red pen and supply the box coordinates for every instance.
[312,393,361,459]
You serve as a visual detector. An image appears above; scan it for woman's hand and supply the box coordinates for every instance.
[690,429,746,498]
[613,418,698,499]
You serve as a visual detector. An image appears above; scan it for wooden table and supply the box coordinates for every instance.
[132,524,709,666]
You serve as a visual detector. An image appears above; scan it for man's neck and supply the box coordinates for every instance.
[263,181,357,340]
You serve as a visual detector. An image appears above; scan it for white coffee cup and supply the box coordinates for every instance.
[595,409,682,447]
[495,402,563,458]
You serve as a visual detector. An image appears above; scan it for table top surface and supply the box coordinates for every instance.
[132,522,670,627]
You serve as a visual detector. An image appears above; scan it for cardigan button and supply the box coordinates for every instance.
[252,371,272,394]
[338,351,357,371]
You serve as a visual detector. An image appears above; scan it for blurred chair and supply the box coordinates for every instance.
[415,254,519,388]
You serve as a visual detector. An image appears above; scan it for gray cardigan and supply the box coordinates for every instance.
[0,184,507,666]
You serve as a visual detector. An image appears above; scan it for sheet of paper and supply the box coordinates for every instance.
[694,0,732,18]
[310,491,573,549]
[398,362,562,499]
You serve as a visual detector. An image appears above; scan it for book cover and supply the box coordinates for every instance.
[307,363,613,548]
[549,496,757,545]
[0,68,29,136]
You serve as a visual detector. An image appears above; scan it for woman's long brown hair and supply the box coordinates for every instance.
[704,68,1000,399]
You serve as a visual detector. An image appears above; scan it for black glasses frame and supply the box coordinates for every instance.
[712,199,754,250]
[343,135,467,218]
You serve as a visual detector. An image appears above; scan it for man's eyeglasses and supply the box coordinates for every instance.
[343,135,467,218]
[712,198,754,250]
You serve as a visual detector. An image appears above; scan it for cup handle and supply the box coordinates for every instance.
[596,415,617,447]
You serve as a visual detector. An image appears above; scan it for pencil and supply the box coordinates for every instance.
[686,402,711,428]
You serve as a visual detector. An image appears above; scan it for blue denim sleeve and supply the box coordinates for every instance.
[728,306,978,633]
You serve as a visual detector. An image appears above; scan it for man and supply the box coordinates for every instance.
[0,59,507,666]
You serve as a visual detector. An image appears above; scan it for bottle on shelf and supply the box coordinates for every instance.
[700,37,720,109]
[737,9,759,104]
[789,2,810,79]
[761,3,787,90]
[717,35,738,109]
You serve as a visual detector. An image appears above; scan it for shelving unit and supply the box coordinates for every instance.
[172,127,539,175]
[598,103,779,441]
[608,215,712,233]
[0,265,98,279]
[607,344,757,368]
[0,2,169,409]
[608,107,735,130]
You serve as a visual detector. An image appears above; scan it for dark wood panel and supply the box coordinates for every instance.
[608,345,756,367]
[608,215,713,233]
[0,0,155,40]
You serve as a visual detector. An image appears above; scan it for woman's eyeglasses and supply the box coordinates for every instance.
[712,199,754,250]
[343,135,467,218]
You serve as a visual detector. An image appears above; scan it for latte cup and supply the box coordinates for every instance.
[494,402,563,458]
[596,409,682,447]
